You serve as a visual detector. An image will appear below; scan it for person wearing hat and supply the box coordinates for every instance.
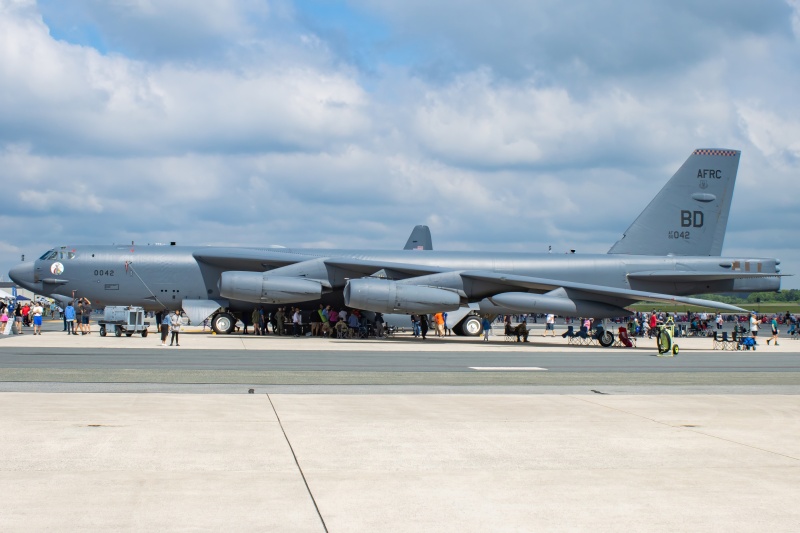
[749,313,759,338]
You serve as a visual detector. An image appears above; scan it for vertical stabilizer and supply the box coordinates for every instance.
[404,225,433,250]
[608,149,740,256]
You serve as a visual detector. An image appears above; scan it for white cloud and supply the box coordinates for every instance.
[0,0,798,290]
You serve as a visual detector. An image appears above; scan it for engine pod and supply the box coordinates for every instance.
[219,272,322,303]
[344,278,460,314]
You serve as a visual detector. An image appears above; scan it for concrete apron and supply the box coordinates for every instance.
[1,393,798,532]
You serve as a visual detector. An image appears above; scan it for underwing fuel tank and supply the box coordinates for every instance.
[218,271,322,304]
[489,292,628,319]
[344,279,460,314]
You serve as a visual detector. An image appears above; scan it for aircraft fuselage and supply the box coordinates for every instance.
[13,244,781,313]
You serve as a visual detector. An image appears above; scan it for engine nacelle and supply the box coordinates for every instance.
[344,279,461,314]
[219,272,322,304]
[488,292,628,319]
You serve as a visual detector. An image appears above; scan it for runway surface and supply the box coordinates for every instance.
[2,320,799,392]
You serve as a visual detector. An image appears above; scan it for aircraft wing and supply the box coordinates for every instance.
[459,270,750,313]
[324,258,445,279]
[193,247,316,270]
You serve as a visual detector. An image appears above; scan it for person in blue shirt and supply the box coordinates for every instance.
[64,302,76,335]
[481,316,492,342]
[767,317,780,346]
[160,312,171,346]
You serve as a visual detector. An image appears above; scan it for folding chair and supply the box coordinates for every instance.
[616,327,636,348]
[712,331,726,350]
[504,324,515,342]
[562,325,576,344]
[720,331,735,350]
[575,326,590,345]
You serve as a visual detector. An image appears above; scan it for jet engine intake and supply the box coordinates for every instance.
[219,272,322,304]
[489,292,628,319]
[344,279,461,314]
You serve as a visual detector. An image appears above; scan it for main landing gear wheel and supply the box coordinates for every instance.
[459,316,483,337]
[599,331,614,347]
[212,312,236,335]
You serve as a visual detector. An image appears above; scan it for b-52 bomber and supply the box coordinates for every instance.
[10,149,784,336]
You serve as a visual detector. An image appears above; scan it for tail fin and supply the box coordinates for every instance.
[607,149,740,256]
[403,225,433,250]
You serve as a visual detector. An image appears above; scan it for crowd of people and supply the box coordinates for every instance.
[229,305,388,339]
[3,294,799,347]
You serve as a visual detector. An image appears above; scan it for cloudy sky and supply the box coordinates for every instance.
[1,0,799,288]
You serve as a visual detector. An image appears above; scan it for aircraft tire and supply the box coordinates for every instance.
[459,316,483,337]
[599,331,614,347]
[212,312,236,335]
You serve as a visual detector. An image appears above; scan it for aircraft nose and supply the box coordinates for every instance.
[8,262,37,291]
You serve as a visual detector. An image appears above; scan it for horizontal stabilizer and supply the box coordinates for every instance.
[627,271,786,282]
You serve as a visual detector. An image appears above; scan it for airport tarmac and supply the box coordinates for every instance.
[1,321,799,531]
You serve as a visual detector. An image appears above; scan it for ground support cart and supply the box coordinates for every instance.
[98,306,150,337]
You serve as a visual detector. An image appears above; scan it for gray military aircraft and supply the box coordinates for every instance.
[9,149,784,338]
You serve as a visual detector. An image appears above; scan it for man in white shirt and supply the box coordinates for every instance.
[292,308,302,337]
[31,302,44,335]
[544,314,555,337]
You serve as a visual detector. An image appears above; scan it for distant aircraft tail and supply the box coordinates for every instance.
[607,149,740,256]
[404,225,433,250]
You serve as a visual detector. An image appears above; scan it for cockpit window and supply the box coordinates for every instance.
[39,250,58,260]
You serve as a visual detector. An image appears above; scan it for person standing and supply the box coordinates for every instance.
[31,301,44,335]
[482,316,491,342]
[14,303,23,334]
[169,310,181,346]
[410,314,420,337]
[648,313,657,338]
[75,299,84,334]
[292,308,302,337]
[65,301,76,335]
[275,307,285,336]
[716,314,723,330]
[160,312,170,346]
[309,305,321,336]
[82,299,93,334]
[433,312,445,337]
[1,308,8,335]
[544,314,556,336]
[251,308,262,336]
[749,313,760,338]
[767,316,779,346]
[319,305,330,337]
[373,312,384,338]
[419,314,429,340]
[328,308,339,332]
